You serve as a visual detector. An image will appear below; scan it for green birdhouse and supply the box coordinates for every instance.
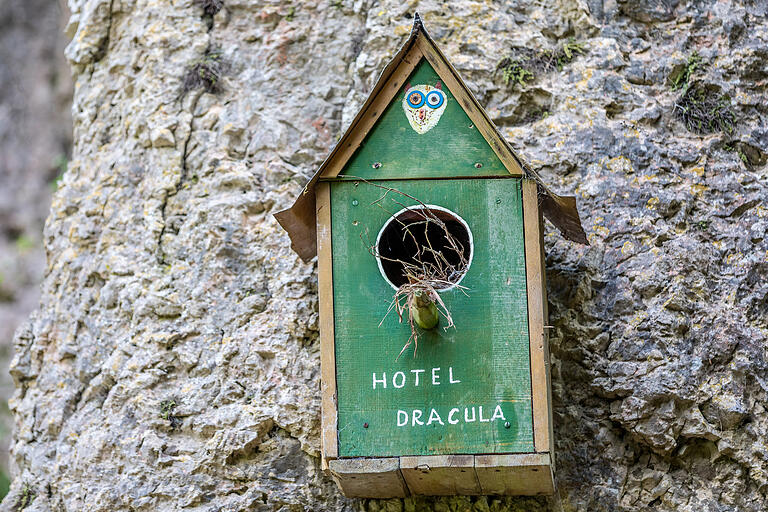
[275,14,587,498]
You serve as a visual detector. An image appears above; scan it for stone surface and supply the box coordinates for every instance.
[3,0,768,511]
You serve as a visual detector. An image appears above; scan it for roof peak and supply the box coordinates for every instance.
[273,15,588,261]
[411,12,423,36]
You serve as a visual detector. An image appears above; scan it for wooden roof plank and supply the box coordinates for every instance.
[322,43,423,179]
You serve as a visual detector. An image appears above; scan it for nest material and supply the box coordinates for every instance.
[182,49,225,95]
[354,179,470,359]
[674,82,735,135]
[195,0,224,16]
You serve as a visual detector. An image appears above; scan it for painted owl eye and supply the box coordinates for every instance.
[426,91,444,108]
[406,91,425,108]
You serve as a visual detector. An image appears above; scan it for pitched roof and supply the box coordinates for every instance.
[275,14,588,262]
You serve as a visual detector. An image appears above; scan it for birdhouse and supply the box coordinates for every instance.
[275,15,587,498]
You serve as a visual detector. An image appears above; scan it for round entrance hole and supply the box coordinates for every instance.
[375,205,473,291]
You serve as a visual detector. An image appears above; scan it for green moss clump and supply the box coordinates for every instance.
[496,39,586,88]
[670,52,703,92]
[694,220,709,231]
[498,59,534,87]
[14,483,34,511]
[545,40,586,71]
[159,399,182,428]
[159,399,176,420]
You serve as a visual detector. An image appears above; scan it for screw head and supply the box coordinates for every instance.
[474,162,483,168]
[352,199,359,206]
[504,421,511,429]
[372,162,382,169]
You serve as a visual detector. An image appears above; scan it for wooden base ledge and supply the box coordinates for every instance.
[328,453,553,498]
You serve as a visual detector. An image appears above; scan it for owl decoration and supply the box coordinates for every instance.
[402,81,447,134]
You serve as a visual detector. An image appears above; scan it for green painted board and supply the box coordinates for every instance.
[331,178,532,457]
[339,59,509,180]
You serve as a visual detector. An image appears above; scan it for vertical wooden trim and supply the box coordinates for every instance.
[322,44,423,178]
[415,36,523,177]
[539,204,555,460]
[522,179,550,453]
[316,182,338,467]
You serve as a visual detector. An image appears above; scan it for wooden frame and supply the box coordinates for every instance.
[329,453,553,497]
[310,16,557,498]
[316,182,338,469]
[316,178,555,496]
[523,179,555,458]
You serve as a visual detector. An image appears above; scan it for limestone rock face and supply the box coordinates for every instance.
[4,0,767,511]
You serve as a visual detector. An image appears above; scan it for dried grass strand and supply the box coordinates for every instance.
[349,177,470,359]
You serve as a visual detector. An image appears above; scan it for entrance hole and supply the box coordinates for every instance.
[375,205,473,290]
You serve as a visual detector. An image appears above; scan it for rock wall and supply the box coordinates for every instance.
[4,0,767,511]
[0,0,71,487]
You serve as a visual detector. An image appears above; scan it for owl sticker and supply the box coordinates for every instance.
[402,81,447,134]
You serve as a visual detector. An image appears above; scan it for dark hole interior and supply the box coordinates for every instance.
[377,207,471,289]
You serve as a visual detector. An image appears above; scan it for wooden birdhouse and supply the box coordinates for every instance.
[275,15,587,498]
